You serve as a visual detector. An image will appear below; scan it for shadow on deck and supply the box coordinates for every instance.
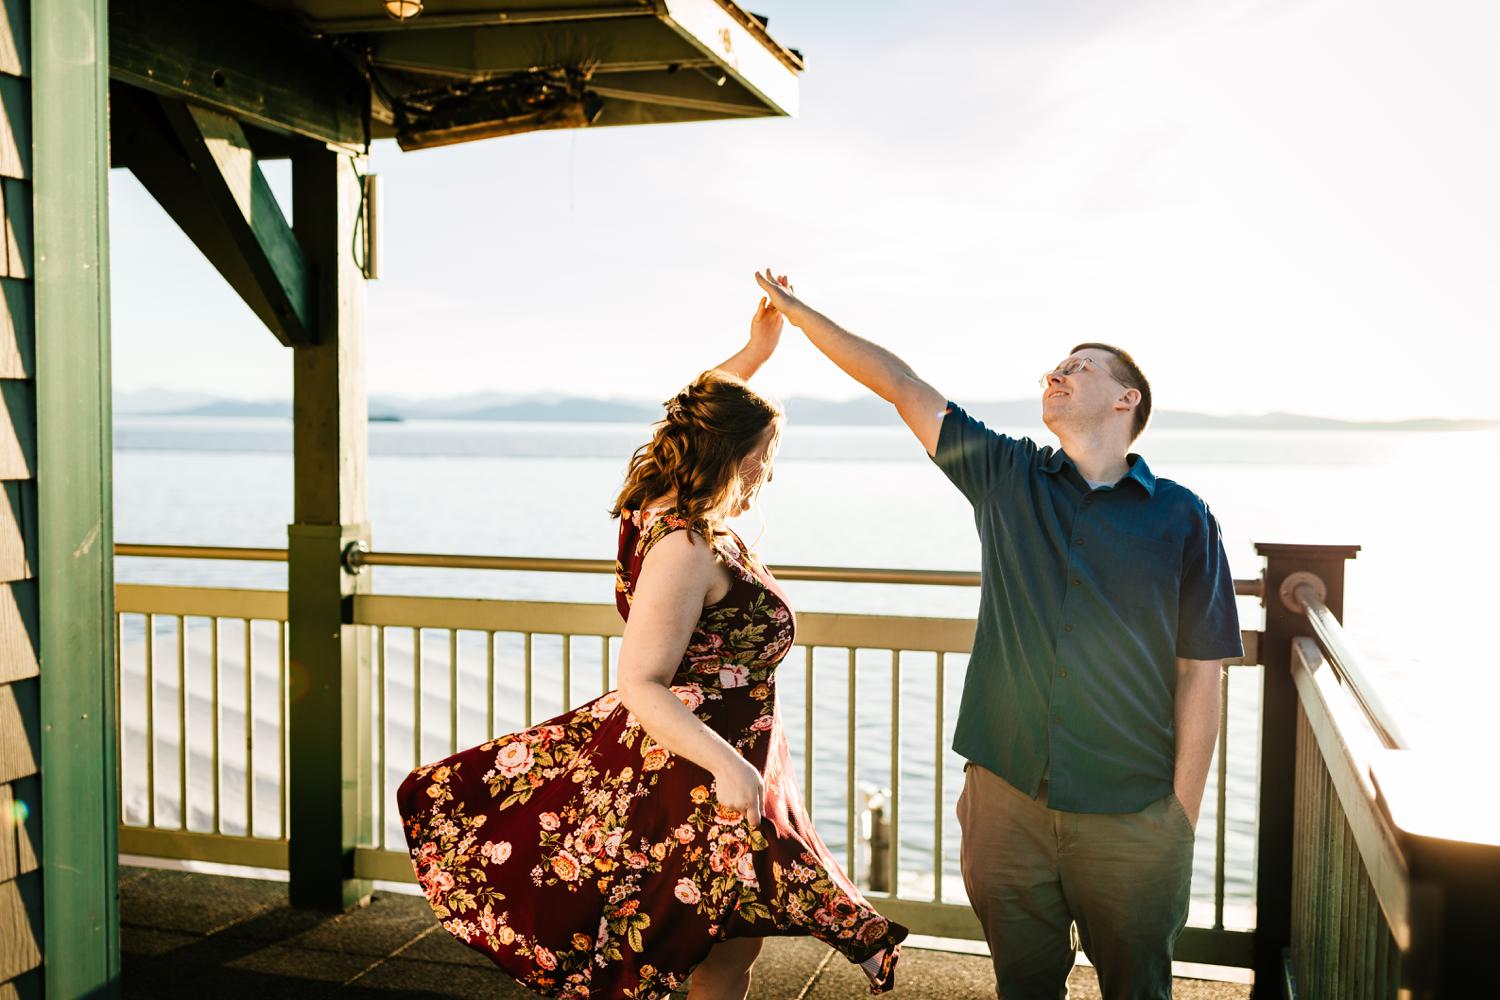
[121,865,1250,999]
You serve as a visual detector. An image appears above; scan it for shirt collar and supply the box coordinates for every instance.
[1042,449,1157,496]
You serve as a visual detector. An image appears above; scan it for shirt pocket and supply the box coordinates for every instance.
[1097,530,1181,618]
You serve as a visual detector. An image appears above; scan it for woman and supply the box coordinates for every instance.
[397,289,907,1000]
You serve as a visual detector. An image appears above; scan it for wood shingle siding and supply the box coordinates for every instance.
[0,0,38,992]
[0,178,28,279]
[0,480,34,582]
[0,280,33,378]
[0,581,35,683]
[0,73,29,179]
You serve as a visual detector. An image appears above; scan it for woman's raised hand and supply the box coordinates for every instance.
[749,291,784,351]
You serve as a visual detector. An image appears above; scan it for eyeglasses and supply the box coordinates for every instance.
[1038,356,1129,390]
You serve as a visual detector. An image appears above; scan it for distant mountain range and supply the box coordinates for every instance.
[111,389,1500,433]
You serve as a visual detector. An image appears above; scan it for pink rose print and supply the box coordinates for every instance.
[673,879,701,905]
[670,684,705,711]
[494,742,535,779]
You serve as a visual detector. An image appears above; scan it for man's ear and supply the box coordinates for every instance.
[1115,387,1141,413]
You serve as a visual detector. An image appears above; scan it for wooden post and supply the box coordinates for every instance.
[1251,542,1359,997]
[28,0,122,995]
[287,144,372,911]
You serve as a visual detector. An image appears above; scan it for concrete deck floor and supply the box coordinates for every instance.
[121,865,1251,999]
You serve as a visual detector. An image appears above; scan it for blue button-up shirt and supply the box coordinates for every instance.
[932,402,1243,813]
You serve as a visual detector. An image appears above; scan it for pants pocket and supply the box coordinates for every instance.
[1165,792,1195,840]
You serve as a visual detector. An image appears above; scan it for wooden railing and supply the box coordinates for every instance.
[113,543,1262,967]
[114,542,1500,994]
[1256,545,1500,999]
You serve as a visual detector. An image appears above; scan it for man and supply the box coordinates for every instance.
[753,270,1242,999]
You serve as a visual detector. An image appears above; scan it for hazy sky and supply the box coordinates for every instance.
[109,0,1500,421]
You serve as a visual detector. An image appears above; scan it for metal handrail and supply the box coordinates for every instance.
[116,544,289,562]
[115,543,1265,595]
[1288,580,1408,751]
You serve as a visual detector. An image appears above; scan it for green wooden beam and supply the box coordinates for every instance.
[110,0,368,150]
[287,145,373,912]
[111,85,314,347]
[162,100,316,343]
[32,0,120,994]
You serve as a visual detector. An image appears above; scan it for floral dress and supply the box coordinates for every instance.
[396,507,907,999]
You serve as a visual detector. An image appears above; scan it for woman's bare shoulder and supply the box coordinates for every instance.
[639,524,716,576]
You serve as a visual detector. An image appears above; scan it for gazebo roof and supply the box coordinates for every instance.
[254,0,802,148]
[111,0,800,151]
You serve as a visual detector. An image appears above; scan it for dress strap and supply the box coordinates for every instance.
[636,508,695,561]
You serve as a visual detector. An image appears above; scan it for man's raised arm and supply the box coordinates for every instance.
[754,270,949,456]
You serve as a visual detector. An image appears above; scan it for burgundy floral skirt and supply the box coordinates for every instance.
[396,680,907,998]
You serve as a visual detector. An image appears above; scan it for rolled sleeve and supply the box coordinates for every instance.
[1176,504,1243,660]
[930,401,1032,506]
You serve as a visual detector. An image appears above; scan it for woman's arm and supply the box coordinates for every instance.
[712,288,785,382]
[753,269,948,456]
[616,530,765,826]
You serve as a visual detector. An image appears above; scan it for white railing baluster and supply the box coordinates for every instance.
[243,619,253,837]
[933,651,944,905]
[211,617,220,835]
[145,613,156,828]
[890,648,900,894]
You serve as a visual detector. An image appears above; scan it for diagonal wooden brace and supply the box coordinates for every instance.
[112,85,315,346]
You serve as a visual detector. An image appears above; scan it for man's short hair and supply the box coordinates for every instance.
[1071,342,1151,441]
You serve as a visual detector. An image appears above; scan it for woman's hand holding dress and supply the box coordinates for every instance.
[711,753,766,829]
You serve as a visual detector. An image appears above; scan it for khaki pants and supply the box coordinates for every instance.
[957,763,1194,1000]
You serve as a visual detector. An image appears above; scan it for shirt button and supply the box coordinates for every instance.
[1063,623,1074,632]
[1074,538,1085,546]
[1053,714,1063,725]
[1058,668,1068,678]
[1071,579,1081,587]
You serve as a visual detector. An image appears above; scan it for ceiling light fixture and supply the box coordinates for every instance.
[383,0,423,22]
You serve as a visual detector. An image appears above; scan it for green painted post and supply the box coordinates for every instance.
[287,144,373,911]
[32,0,121,993]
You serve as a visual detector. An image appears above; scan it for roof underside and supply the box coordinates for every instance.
[253,0,802,148]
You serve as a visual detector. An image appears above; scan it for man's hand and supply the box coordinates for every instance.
[1174,781,1203,829]
[754,268,808,325]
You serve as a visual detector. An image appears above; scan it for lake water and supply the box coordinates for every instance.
[112,416,1500,927]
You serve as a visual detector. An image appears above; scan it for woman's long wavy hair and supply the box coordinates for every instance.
[611,370,783,541]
